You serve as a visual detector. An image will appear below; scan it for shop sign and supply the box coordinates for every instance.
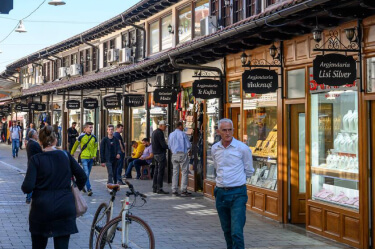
[1,105,10,112]
[15,104,23,111]
[154,89,177,104]
[103,95,121,109]
[192,79,222,99]
[28,103,46,111]
[242,69,278,94]
[83,98,98,109]
[21,105,30,112]
[313,54,356,86]
[125,95,145,107]
[66,100,80,110]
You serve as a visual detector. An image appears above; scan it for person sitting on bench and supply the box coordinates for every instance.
[124,138,153,179]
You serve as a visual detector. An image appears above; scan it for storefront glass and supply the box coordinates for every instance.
[228,80,241,103]
[131,107,147,141]
[367,57,375,92]
[205,98,219,181]
[243,92,278,190]
[151,92,168,139]
[108,110,122,128]
[310,71,359,209]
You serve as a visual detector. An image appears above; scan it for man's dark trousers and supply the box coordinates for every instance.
[214,185,247,249]
[153,153,166,191]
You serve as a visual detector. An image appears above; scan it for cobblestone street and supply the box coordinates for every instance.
[0,143,353,249]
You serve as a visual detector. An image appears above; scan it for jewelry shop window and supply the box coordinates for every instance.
[205,98,220,181]
[228,80,241,103]
[131,106,147,142]
[310,68,359,209]
[367,57,375,92]
[244,92,278,190]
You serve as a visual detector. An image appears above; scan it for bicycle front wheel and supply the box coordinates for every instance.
[89,203,110,249]
[95,215,155,249]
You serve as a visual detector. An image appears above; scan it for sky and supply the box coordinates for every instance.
[0,0,140,72]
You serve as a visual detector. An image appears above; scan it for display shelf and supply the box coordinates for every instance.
[312,196,359,210]
[311,166,359,181]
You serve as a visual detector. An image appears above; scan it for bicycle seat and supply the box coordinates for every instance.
[107,183,120,191]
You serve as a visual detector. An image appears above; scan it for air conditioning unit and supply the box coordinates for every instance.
[36,76,44,85]
[58,67,68,78]
[156,73,173,87]
[120,48,132,64]
[200,16,217,36]
[107,48,119,63]
[69,64,81,76]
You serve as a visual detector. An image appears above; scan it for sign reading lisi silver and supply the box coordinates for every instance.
[154,89,177,104]
[313,54,356,86]
[242,69,278,94]
[66,100,80,110]
[192,79,222,99]
[125,95,145,107]
[83,98,98,109]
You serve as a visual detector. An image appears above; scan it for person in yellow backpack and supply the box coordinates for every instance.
[70,122,98,196]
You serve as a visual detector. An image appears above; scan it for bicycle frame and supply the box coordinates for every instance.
[122,196,130,247]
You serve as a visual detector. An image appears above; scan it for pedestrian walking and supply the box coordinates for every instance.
[9,120,22,158]
[124,140,145,175]
[113,124,125,184]
[25,129,43,204]
[125,138,153,179]
[67,122,79,153]
[151,120,169,194]
[21,125,87,249]
[169,122,192,197]
[71,122,97,196]
[25,123,36,147]
[17,121,24,150]
[100,124,121,186]
[211,118,254,249]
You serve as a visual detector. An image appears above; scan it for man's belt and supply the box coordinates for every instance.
[216,184,246,191]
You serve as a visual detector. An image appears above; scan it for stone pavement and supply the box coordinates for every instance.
[0,143,354,249]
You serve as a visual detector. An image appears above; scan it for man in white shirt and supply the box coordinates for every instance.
[168,122,192,197]
[10,120,22,158]
[211,118,254,249]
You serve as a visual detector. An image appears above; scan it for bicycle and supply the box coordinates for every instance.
[95,180,155,249]
[89,183,121,249]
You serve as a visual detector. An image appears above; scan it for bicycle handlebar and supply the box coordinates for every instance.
[124,180,147,199]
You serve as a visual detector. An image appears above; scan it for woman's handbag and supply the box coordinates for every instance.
[71,180,88,217]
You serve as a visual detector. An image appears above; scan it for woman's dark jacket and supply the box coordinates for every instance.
[21,150,87,237]
[26,139,43,161]
[100,136,121,163]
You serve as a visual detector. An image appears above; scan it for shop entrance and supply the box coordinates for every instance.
[229,107,241,140]
[288,104,306,224]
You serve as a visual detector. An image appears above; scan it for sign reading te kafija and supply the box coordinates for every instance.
[28,103,46,111]
[83,98,98,109]
[66,100,80,110]
[192,79,221,99]
[154,89,177,104]
[125,95,145,107]
[103,95,121,109]
[242,69,278,94]
[313,54,356,86]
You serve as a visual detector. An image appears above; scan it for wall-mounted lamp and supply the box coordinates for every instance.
[240,52,248,66]
[312,16,322,43]
[269,43,279,59]
[168,24,174,34]
[344,27,357,42]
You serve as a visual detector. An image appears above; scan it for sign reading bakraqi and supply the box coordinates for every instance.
[103,94,121,109]
[125,95,145,107]
[313,54,356,86]
[242,69,278,94]
[154,89,177,104]
[193,79,221,99]
[83,98,98,109]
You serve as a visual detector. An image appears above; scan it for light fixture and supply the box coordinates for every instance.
[269,44,277,59]
[240,52,248,66]
[168,24,174,34]
[312,16,322,43]
[48,0,66,6]
[15,20,27,33]
[344,28,356,42]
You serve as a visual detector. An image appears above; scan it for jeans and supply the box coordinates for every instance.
[125,159,149,179]
[171,152,189,193]
[31,234,70,249]
[214,185,248,249]
[153,153,166,191]
[105,160,118,184]
[116,152,124,182]
[81,159,94,191]
[11,139,19,157]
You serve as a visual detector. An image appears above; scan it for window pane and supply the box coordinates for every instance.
[194,0,209,38]
[150,21,160,54]
[131,107,147,141]
[299,113,306,193]
[244,92,278,191]
[205,98,219,181]
[228,80,240,103]
[310,76,359,209]
[161,15,172,50]
[367,57,375,92]
[287,68,305,98]
[178,6,192,44]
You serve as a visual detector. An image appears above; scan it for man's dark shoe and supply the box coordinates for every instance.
[87,190,93,196]
[157,189,169,194]
[13,155,15,158]
[82,187,87,193]
[153,189,157,193]
[16,153,18,157]
[180,191,192,197]
[172,192,180,196]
